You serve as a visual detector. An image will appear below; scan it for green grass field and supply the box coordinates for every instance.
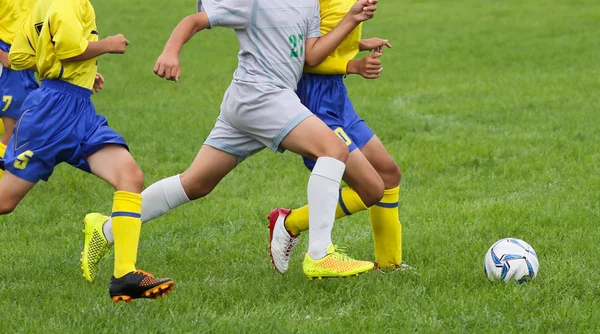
[1,0,599,332]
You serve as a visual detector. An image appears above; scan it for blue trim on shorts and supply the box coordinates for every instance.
[271,112,313,152]
[111,211,142,218]
[41,79,91,99]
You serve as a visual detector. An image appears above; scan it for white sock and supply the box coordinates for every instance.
[103,174,190,243]
[307,157,346,260]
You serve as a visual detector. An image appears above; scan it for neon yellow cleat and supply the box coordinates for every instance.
[303,245,374,280]
[81,213,112,282]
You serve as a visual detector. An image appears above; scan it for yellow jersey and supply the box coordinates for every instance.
[0,0,37,45]
[304,0,362,75]
[9,0,98,89]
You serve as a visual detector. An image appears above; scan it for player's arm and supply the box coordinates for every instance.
[92,73,104,94]
[154,12,210,82]
[306,36,391,75]
[304,0,377,67]
[305,55,381,78]
[62,35,129,63]
[0,50,10,68]
[349,38,391,78]
[359,38,391,51]
[304,56,349,75]
[47,1,128,63]
[347,51,383,79]
[9,19,36,71]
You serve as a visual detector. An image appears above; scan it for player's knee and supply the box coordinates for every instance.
[0,199,17,215]
[357,177,385,207]
[321,140,349,163]
[379,161,402,189]
[116,163,144,193]
[181,182,214,200]
[179,171,216,200]
[129,167,145,191]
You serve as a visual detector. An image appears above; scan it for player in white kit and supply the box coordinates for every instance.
[80,0,380,280]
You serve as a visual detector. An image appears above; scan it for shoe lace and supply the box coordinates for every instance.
[134,269,154,277]
[284,237,298,256]
[330,245,352,261]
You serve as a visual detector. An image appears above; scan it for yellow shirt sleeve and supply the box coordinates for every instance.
[304,56,348,75]
[48,0,89,60]
[9,18,36,70]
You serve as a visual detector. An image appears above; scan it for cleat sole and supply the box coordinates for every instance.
[113,295,133,303]
[305,268,372,280]
[143,281,175,299]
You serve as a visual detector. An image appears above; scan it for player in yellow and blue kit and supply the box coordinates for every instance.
[268,0,406,273]
[0,0,39,180]
[1,0,174,302]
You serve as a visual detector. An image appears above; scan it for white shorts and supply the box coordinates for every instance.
[204,80,312,162]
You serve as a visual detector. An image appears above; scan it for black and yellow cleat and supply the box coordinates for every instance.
[109,270,174,303]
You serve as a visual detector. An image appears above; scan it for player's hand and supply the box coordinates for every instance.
[0,50,10,68]
[92,73,104,94]
[153,52,181,82]
[105,34,129,54]
[348,51,382,79]
[349,0,378,23]
[359,38,392,52]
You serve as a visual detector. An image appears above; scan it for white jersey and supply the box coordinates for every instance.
[197,0,321,90]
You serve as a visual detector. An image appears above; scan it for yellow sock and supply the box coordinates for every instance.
[369,186,402,269]
[111,191,142,278]
[285,187,367,236]
[0,141,6,180]
[0,120,4,136]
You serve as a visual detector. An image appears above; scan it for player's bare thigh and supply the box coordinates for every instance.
[280,115,348,163]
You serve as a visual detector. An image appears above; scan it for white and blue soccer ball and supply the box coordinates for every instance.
[484,238,539,283]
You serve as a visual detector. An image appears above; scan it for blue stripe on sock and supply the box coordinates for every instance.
[376,202,399,208]
[111,211,142,219]
[338,188,351,215]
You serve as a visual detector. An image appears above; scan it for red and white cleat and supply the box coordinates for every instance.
[267,208,298,274]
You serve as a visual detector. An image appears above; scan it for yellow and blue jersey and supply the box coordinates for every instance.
[304,0,362,75]
[9,0,98,90]
[0,0,37,45]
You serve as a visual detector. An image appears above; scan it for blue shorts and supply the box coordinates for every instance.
[296,73,375,169]
[3,79,127,183]
[0,40,39,119]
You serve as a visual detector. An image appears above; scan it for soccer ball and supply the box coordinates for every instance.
[483,238,539,283]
